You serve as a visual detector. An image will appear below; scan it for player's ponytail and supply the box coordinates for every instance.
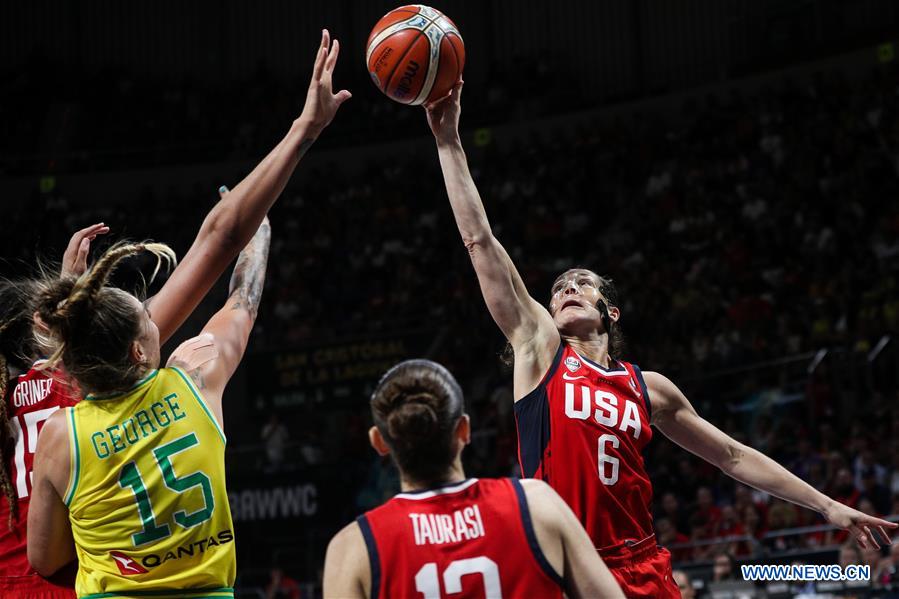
[595,276,626,360]
[371,359,465,486]
[37,241,176,395]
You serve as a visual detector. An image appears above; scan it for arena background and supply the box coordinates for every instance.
[2,1,899,597]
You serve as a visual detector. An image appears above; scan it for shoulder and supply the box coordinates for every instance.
[324,521,369,588]
[518,478,564,525]
[167,333,219,370]
[327,520,366,555]
[37,408,71,449]
[642,371,692,421]
[166,333,220,387]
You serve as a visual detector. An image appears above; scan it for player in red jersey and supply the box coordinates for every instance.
[323,359,624,599]
[423,82,897,598]
[0,29,351,596]
[0,235,101,597]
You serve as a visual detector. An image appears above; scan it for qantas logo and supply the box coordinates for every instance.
[564,357,581,372]
[562,372,587,381]
[110,551,148,575]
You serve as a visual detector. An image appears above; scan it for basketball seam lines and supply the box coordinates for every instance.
[381,12,442,100]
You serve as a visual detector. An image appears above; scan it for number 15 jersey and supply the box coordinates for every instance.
[65,367,235,599]
[514,342,655,553]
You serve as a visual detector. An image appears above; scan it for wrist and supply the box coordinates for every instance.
[291,116,323,140]
[435,133,463,149]
[818,496,838,519]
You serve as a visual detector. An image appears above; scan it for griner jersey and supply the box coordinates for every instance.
[514,342,655,553]
[65,367,235,599]
[359,478,563,599]
[0,360,78,578]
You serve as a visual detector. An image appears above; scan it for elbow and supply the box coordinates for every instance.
[718,442,746,476]
[201,212,244,255]
[462,232,494,256]
[28,547,61,578]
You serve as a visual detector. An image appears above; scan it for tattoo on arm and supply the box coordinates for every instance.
[296,138,315,160]
[229,221,271,319]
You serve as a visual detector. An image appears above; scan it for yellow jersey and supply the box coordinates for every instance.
[64,367,235,599]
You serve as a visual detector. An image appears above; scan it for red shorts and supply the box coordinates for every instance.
[0,574,76,598]
[599,536,679,599]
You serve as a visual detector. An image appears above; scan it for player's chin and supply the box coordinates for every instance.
[554,313,596,336]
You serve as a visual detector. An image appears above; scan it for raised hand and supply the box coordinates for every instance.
[299,29,352,136]
[61,223,110,277]
[825,500,897,549]
[424,80,463,145]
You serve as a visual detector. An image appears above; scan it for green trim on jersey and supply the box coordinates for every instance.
[85,370,160,401]
[64,407,80,507]
[171,367,226,444]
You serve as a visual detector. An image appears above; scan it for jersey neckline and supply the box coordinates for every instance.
[394,478,478,500]
[83,369,159,401]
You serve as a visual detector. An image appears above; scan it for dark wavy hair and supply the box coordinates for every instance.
[370,359,465,485]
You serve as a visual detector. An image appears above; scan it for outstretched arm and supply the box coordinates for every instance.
[647,371,898,549]
[425,83,557,396]
[167,217,271,425]
[148,29,350,345]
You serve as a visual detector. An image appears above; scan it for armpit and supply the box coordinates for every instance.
[166,333,219,371]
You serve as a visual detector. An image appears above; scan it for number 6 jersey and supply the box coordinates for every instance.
[514,342,655,553]
[359,478,563,599]
[64,367,235,599]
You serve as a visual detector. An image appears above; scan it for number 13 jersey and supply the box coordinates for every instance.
[65,367,235,599]
[360,478,563,599]
[514,342,655,553]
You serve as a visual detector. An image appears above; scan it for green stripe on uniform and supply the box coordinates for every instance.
[171,367,226,444]
[64,407,80,506]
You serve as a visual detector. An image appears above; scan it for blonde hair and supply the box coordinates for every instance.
[36,242,176,394]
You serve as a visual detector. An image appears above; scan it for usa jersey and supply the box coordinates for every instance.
[0,361,78,576]
[514,343,654,552]
[359,478,563,599]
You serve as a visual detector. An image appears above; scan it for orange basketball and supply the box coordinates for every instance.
[366,5,465,106]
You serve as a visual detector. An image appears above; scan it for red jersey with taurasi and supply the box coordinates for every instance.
[0,361,78,582]
[359,478,563,599]
[514,342,654,552]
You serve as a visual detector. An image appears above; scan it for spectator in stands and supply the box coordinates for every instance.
[839,543,863,570]
[672,569,696,599]
[875,543,899,590]
[695,487,722,531]
[711,553,736,583]
[656,517,691,563]
[861,467,892,516]
[264,566,302,599]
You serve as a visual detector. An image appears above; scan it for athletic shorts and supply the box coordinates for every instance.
[600,536,680,599]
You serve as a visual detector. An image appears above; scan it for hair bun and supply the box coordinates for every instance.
[387,398,438,445]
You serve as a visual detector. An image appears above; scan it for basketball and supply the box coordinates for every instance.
[366,5,465,106]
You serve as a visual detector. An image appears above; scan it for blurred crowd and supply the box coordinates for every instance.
[3,56,899,583]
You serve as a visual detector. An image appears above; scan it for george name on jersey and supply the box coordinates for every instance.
[564,383,642,439]
[409,505,485,546]
[13,378,53,408]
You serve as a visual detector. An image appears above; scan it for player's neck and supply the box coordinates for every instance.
[399,462,466,493]
[563,335,613,369]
